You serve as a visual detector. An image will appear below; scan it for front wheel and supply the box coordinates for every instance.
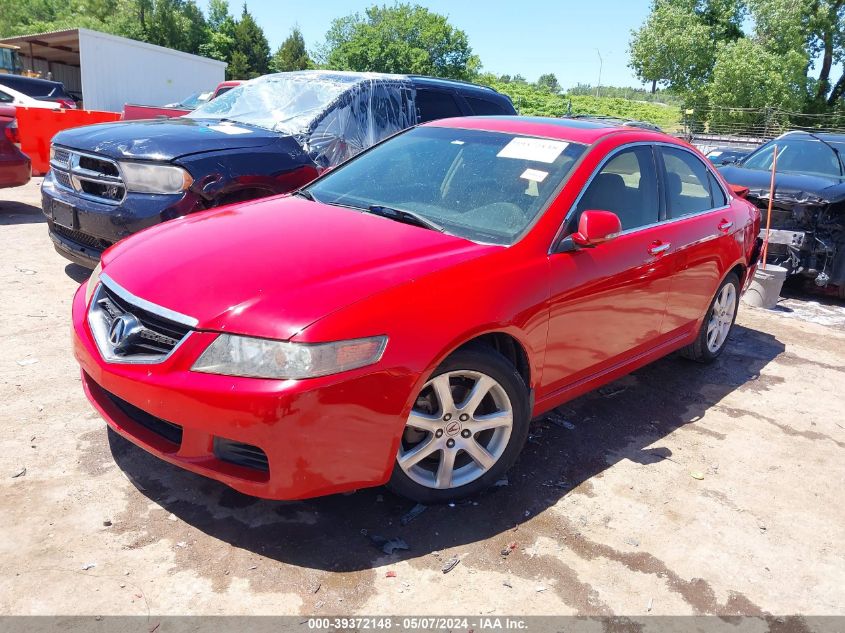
[681,273,740,363]
[387,347,530,503]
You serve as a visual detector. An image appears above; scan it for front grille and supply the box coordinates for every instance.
[214,437,269,472]
[49,221,113,251]
[53,147,71,165]
[50,145,126,204]
[53,170,72,189]
[88,275,196,363]
[105,389,183,446]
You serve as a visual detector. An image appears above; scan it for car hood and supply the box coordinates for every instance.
[102,198,498,340]
[52,117,281,161]
[719,165,845,205]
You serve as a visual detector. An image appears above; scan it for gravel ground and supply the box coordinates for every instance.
[1,179,844,618]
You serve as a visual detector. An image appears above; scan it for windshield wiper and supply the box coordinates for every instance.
[365,205,446,233]
[293,189,318,202]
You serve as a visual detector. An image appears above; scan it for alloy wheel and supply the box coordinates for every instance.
[706,282,737,353]
[397,370,514,490]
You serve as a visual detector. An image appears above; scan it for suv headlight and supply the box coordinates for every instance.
[192,334,388,379]
[119,161,192,194]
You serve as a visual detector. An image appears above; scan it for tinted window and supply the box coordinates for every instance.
[575,146,659,230]
[416,89,463,123]
[464,96,507,116]
[662,147,719,218]
[0,76,57,98]
[0,89,13,103]
[307,126,586,245]
[708,171,727,206]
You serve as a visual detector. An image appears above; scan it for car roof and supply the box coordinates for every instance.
[424,115,669,145]
[781,130,845,143]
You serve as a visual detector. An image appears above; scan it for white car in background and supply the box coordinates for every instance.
[0,84,61,109]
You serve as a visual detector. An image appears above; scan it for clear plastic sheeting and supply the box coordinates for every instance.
[187,70,418,168]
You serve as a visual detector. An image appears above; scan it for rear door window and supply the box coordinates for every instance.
[574,146,660,231]
[415,89,464,123]
[464,96,508,116]
[661,147,724,218]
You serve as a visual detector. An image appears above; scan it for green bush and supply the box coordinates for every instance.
[486,80,682,132]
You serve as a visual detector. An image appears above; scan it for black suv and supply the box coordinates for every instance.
[0,74,78,108]
[42,71,515,268]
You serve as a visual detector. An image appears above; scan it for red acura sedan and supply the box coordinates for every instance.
[73,116,761,503]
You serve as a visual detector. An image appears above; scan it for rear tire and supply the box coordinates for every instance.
[387,346,530,504]
[681,273,740,363]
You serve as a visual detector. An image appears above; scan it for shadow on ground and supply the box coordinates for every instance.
[107,324,785,572]
[0,198,44,225]
[64,263,91,283]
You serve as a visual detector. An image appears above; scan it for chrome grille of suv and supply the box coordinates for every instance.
[87,274,197,364]
[50,145,126,204]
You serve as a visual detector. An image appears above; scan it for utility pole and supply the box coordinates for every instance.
[595,49,603,98]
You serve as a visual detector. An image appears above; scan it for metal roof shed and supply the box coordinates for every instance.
[0,28,226,112]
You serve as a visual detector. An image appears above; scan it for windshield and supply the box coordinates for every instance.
[742,137,845,179]
[177,91,211,109]
[305,126,586,245]
[187,72,360,132]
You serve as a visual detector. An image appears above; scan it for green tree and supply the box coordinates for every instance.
[231,3,270,78]
[750,0,845,107]
[708,38,808,113]
[628,0,744,97]
[270,26,312,72]
[321,3,480,80]
[536,73,561,93]
[197,0,236,70]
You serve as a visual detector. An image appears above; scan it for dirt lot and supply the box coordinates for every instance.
[1,178,844,618]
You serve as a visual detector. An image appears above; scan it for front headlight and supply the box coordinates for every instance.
[118,161,193,194]
[85,261,102,306]
[191,334,388,379]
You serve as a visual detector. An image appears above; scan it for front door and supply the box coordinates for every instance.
[541,145,674,401]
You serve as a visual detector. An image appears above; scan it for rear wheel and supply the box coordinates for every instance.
[387,347,530,503]
[682,273,739,363]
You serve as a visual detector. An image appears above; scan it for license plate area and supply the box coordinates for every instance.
[52,200,77,230]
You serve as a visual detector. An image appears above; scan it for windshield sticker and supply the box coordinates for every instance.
[209,124,253,135]
[498,138,568,163]
[451,140,465,145]
[520,168,548,182]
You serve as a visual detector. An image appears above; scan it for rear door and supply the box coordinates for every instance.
[657,145,739,336]
[542,144,675,398]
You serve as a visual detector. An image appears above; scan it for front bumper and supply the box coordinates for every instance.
[72,283,410,500]
[41,172,199,268]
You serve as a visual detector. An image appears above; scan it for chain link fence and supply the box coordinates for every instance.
[682,106,845,145]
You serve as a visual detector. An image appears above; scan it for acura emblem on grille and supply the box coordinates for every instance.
[108,313,143,353]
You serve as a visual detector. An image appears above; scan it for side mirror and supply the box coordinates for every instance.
[728,183,749,199]
[569,210,622,248]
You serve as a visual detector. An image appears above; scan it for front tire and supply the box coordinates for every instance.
[387,347,530,503]
[681,273,740,363]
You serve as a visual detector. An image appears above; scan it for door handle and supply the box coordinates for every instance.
[717,219,734,232]
[647,241,671,256]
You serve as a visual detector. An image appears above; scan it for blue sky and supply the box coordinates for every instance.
[198,0,652,89]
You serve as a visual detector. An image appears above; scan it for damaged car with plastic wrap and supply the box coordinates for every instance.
[719,131,845,297]
[40,70,515,267]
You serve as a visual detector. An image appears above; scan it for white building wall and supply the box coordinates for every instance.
[77,28,226,112]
